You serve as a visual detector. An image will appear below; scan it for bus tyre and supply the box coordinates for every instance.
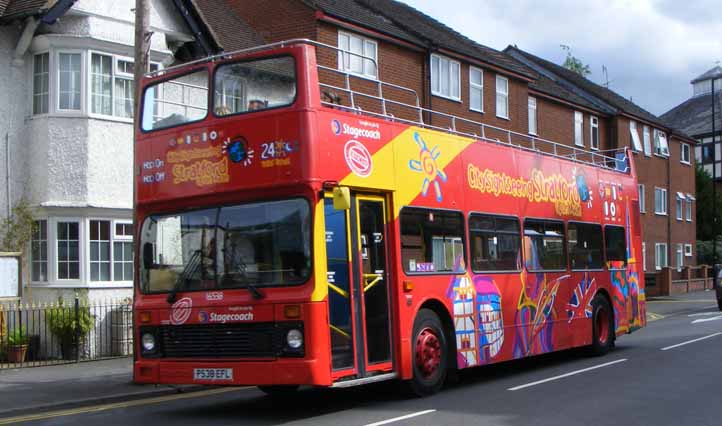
[257,385,299,398]
[717,298,722,312]
[409,309,447,396]
[589,294,614,356]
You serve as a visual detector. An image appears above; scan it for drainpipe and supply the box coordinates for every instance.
[667,137,672,268]
[12,17,41,67]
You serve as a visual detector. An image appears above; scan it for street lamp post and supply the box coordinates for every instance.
[713,77,718,268]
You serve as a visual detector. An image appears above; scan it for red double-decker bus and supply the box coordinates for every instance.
[133,40,645,395]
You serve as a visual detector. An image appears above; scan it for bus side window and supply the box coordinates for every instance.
[400,208,465,274]
[523,219,566,272]
[604,225,627,269]
[469,214,521,272]
[567,222,603,270]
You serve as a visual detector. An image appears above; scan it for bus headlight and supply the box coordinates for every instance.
[286,329,303,349]
[142,333,156,352]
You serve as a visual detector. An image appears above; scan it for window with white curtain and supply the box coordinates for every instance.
[643,125,651,156]
[528,97,537,135]
[654,130,670,156]
[496,75,509,118]
[654,187,667,215]
[638,184,645,213]
[590,115,599,149]
[58,53,81,110]
[470,67,483,112]
[91,53,135,118]
[629,120,642,152]
[686,194,694,221]
[655,243,667,270]
[574,111,583,146]
[431,54,460,100]
[338,31,378,79]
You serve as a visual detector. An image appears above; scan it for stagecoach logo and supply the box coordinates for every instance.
[199,311,254,323]
[332,119,381,140]
[170,297,193,325]
[331,119,342,135]
[344,140,373,177]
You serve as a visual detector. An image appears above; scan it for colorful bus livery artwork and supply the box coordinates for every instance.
[133,39,645,396]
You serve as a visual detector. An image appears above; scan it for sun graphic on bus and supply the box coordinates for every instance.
[408,132,447,202]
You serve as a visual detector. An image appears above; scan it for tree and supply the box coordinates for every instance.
[695,165,722,241]
[560,45,591,77]
[0,199,36,252]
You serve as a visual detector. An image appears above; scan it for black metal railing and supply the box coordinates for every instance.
[0,297,133,369]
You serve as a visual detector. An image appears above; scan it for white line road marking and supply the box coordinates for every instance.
[364,409,436,426]
[661,332,722,351]
[688,312,722,317]
[507,359,628,391]
[691,315,722,324]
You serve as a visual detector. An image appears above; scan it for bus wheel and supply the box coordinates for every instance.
[717,298,722,312]
[589,294,614,356]
[257,385,299,398]
[409,309,447,396]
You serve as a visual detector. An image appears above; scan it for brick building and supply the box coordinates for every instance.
[193,0,697,276]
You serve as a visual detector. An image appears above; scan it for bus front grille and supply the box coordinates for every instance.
[159,323,281,358]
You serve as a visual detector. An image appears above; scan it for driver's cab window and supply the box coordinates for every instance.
[213,56,296,116]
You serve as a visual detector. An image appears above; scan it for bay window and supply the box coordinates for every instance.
[58,53,81,110]
[31,220,48,282]
[33,53,49,114]
[57,221,80,280]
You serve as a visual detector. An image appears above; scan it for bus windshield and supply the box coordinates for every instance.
[139,199,311,294]
[141,56,296,131]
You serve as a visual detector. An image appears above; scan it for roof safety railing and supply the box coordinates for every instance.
[146,38,629,173]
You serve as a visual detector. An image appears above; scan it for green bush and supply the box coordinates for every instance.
[7,327,29,346]
[47,301,94,344]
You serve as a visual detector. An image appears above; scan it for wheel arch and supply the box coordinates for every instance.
[417,298,457,371]
[594,288,616,339]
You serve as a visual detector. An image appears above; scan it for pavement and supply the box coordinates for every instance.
[0,358,204,417]
[0,289,720,425]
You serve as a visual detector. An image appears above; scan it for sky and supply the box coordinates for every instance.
[400,0,722,116]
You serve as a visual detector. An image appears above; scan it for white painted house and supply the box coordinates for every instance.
[0,0,218,303]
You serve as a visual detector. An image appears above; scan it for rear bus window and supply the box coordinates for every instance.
[142,69,209,131]
[605,225,627,269]
[401,208,465,274]
[567,222,604,270]
[523,219,566,271]
[469,214,520,272]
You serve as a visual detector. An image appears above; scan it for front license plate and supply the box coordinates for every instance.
[193,368,233,381]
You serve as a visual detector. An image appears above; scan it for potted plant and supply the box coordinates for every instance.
[47,300,94,360]
[7,327,29,363]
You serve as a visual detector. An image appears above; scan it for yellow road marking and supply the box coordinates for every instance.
[646,312,665,322]
[0,386,250,425]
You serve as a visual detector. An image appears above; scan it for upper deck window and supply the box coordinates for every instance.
[142,69,209,131]
[213,56,296,116]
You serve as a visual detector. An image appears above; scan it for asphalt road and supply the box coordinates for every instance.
[6,291,722,426]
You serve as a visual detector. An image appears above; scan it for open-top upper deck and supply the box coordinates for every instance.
[135,39,634,208]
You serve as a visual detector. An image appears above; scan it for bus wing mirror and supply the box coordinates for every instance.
[143,243,154,269]
[333,187,351,210]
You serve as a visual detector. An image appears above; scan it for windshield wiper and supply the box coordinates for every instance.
[167,250,203,304]
[221,264,265,300]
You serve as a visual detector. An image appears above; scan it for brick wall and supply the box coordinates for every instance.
[224,0,317,43]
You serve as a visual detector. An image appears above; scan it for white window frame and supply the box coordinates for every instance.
[654,187,667,215]
[654,129,670,157]
[643,125,652,156]
[338,31,378,80]
[642,242,646,271]
[55,218,83,283]
[629,120,643,152]
[31,219,49,283]
[86,219,135,284]
[676,243,684,271]
[686,194,694,222]
[638,184,645,213]
[675,193,684,221]
[684,243,693,257]
[655,243,668,270]
[680,143,691,165]
[495,75,509,119]
[88,52,141,122]
[33,52,50,115]
[589,115,599,150]
[113,221,134,283]
[56,50,84,113]
[528,96,537,135]
[469,66,484,112]
[574,111,584,147]
[431,54,461,101]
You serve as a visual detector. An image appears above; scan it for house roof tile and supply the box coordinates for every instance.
[191,0,264,52]
[661,92,722,138]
